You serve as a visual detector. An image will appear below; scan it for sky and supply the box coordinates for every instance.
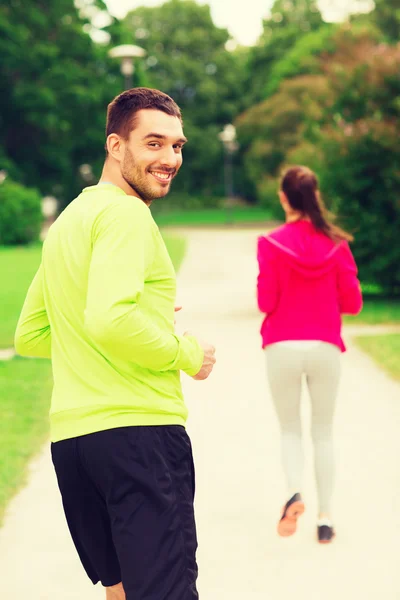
[105,0,374,46]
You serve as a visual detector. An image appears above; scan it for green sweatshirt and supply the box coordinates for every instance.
[14,184,204,442]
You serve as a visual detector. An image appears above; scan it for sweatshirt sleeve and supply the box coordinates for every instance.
[84,199,203,375]
[14,264,52,358]
[337,242,363,315]
[257,236,279,314]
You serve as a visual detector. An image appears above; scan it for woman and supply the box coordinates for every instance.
[257,166,362,544]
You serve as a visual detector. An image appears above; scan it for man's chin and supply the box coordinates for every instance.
[150,184,171,200]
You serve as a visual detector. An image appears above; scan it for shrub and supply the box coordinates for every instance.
[0,179,43,245]
[318,120,400,293]
[257,176,283,219]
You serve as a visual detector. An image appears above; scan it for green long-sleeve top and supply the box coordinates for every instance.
[14,184,203,442]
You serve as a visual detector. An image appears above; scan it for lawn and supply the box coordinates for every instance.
[153,206,274,227]
[0,358,53,524]
[355,334,400,382]
[0,245,43,348]
[345,297,400,325]
[0,233,186,525]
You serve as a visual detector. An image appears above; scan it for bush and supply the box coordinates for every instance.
[318,120,400,293]
[0,180,43,245]
[257,175,283,219]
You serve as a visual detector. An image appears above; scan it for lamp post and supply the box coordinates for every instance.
[218,124,238,225]
[108,44,147,90]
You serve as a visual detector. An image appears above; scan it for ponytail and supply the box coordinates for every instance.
[281,166,353,243]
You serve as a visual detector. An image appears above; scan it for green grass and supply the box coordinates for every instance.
[153,207,274,227]
[0,245,43,348]
[355,334,400,382]
[344,298,400,325]
[0,358,53,524]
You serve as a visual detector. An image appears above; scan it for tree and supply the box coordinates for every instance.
[0,0,125,205]
[372,0,400,43]
[116,0,247,198]
[280,34,400,291]
[244,0,324,107]
[262,23,336,98]
[236,74,331,212]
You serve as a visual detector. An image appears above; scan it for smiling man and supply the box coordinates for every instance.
[15,88,216,600]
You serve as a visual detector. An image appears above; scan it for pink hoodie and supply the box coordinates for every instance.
[257,220,363,352]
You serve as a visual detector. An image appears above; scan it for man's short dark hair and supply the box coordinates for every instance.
[106,87,182,142]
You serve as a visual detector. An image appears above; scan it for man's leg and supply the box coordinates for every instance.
[81,426,199,600]
[51,438,122,591]
[106,582,125,600]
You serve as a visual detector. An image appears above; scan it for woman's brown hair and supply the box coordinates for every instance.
[280,166,353,243]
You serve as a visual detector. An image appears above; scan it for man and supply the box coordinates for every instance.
[15,87,216,600]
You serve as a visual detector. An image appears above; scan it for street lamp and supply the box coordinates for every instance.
[218,124,238,225]
[108,44,147,90]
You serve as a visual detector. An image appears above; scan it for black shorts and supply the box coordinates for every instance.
[51,425,198,600]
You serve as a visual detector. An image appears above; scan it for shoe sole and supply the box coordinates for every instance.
[277,500,305,537]
[318,532,336,544]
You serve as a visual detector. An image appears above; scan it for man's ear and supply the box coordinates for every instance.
[106,134,125,162]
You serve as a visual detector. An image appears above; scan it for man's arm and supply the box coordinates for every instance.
[14,264,51,358]
[84,199,203,376]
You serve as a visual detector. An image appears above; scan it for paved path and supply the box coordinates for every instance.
[1,228,400,599]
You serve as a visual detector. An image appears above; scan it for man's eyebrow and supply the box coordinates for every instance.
[143,133,188,144]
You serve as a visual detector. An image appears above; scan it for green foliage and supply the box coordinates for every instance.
[236,74,331,210]
[244,0,324,107]
[316,41,400,292]
[372,0,400,43]
[114,0,246,196]
[237,23,400,291]
[318,120,400,292]
[0,0,398,294]
[0,180,42,245]
[263,24,336,98]
[0,0,126,205]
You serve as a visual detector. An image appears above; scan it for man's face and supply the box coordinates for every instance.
[120,109,186,203]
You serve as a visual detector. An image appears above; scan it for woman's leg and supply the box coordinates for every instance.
[265,345,304,497]
[305,344,341,518]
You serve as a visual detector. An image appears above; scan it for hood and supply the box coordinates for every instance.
[263,220,343,279]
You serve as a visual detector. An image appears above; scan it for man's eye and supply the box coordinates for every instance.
[148,142,161,148]
[174,144,183,150]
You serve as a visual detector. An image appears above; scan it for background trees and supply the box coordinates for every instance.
[0,0,399,289]
[114,0,246,199]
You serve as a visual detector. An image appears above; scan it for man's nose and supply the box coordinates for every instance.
[159,146,180,169]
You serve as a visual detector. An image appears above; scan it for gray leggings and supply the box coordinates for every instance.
[265,342,341,514]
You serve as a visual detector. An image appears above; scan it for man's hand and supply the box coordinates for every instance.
[184,332,216,381]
